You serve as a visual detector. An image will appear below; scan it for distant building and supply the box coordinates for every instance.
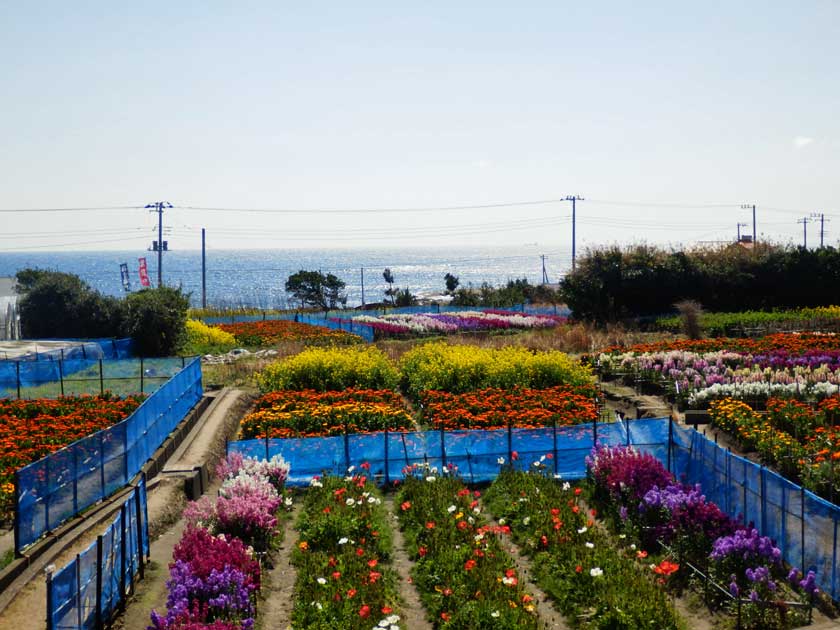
[0,277,21,340]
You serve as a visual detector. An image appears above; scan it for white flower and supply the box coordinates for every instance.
[585,542,595,549]
[315,602,323,610]
[523,516,531,525]
[310,478,323,488]
[447,505,457,513]
[577,526,588,534]
[498,518,506,525]
[317,577,327,585]
[346,498,356,506]
[497,457,505,465]
[386,615,400,625]
[426,476,436,482]
[562,482,571,491]
[368,496,377,504]
[284,497,293,506]
[619,534,626,539]
[491,610,500,618]
[338,537,349,545]
[590,567,603,577]
[630,543,636,550]
[468,516,475,524]
[347,465,355,473]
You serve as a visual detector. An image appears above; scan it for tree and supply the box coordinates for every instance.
[123,286,190,356]
[285,270,347,309]
[444,272,459,294]
[382,268,396,305]
[394,288,418,307]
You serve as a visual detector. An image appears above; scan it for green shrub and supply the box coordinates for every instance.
[256,346,399,392]
[122,287,190,357]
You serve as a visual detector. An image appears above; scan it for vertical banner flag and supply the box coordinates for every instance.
[120,263,131,291]
[138,257,151,287]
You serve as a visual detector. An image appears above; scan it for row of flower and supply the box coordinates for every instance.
[240,389,414,438]
[709,396,840,500]
[484,466,684,628]
[654,306,840,337]
[601,332,840,356]
[213,319,361,347]
[396,463,543,628]
[346,310,565,338]
[0,393,144,521]
[586,444,817,629]
[596,343,840,408]
[149,453,292,629]
[419,384,598,430]
[256,344,594,397]
[293,468,403,628]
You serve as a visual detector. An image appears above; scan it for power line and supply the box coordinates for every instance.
[0,205,143,213]
[176,198,568,214]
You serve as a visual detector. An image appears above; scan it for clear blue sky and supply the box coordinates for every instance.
[1,1,838,267]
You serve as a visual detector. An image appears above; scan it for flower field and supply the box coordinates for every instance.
[585,445,816,629]
[213,319,361,347]
[0,393,144,520]
[654,306,840,337]
[292,470,402,629]
[597,334,840,408]
[709,396,840,499]
[349,310,565,338]
[419,384,598,430]
[240,389,414,438]
[150,453,292,629]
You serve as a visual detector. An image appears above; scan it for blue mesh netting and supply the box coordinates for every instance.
[47,480,149,630]
[8,338,133,363]
[16,358,202,551]
[228,419,840,601]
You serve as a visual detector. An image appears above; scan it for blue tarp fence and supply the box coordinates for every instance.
[14,357,203,552]
[47,477,149,630]
[227,418,840,601]
[1,356,191,399]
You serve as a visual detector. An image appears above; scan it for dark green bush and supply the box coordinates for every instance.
[122,287,190,356]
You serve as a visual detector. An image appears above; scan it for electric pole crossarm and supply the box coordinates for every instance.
[145,201,172,287]
[565,195,584,271]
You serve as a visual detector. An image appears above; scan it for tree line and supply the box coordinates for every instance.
[559,243,840,322]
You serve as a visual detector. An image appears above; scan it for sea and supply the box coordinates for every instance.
[0,246,565,309]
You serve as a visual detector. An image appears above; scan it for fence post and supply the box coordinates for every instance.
[760,465,767,535]
[120,504,128,606]
[552,417,558,476]
[140,358,144,394]
[592,416,598,449]
[264,420,269,461]
[440,423,447,471]
[95,535,104,630]
[44,454,51,533]
[13,472,21,556]
[343,419,350,473]
[801,485,806,573]
[832,513,838,599]
[99,432,106,500]
[76,555,82,630]
[72,445,79,516]
[384,428,390,486]
[59,359,64,397]
[46,568,54,630]
[135,486,145,580]
[16,361,20,399]
[507,416,513,465]
[181,356,185,368]
[667,417,673,473]
[99,359,104,395]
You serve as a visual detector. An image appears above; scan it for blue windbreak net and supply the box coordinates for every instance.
[4,338,133,362]
[0,355,186,399]
[47,479,149,630]
[15,358,202,552]
[228,418,840,601]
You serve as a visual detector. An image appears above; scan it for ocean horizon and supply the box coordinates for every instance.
[0,245,568,309]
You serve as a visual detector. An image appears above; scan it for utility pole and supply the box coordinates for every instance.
[741,204,756,243]
[565,195,584,271]
[540,255,549,284]
[201,228,207,309]
[811,212,829,248]
[797,217,811,249]
[145,201,172,287]
[736,222,748,242]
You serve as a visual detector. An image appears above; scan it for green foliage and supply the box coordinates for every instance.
[382,267,396,304]
[393,287,417,307]
[562,242,840,322]
[444,272,459,293]
[123,287,190,356]
[399,342,593,399]
[285,270,347,309]
[655,305,840,336]
[452,278,561,307]
[16,269,123,339]
[256,345,399,392]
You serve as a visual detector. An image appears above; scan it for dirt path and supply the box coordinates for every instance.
[383,496,433,630]
[479,504,571,630]
[256,503,301,630]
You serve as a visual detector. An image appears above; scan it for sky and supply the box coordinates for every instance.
[1,1,838,270]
